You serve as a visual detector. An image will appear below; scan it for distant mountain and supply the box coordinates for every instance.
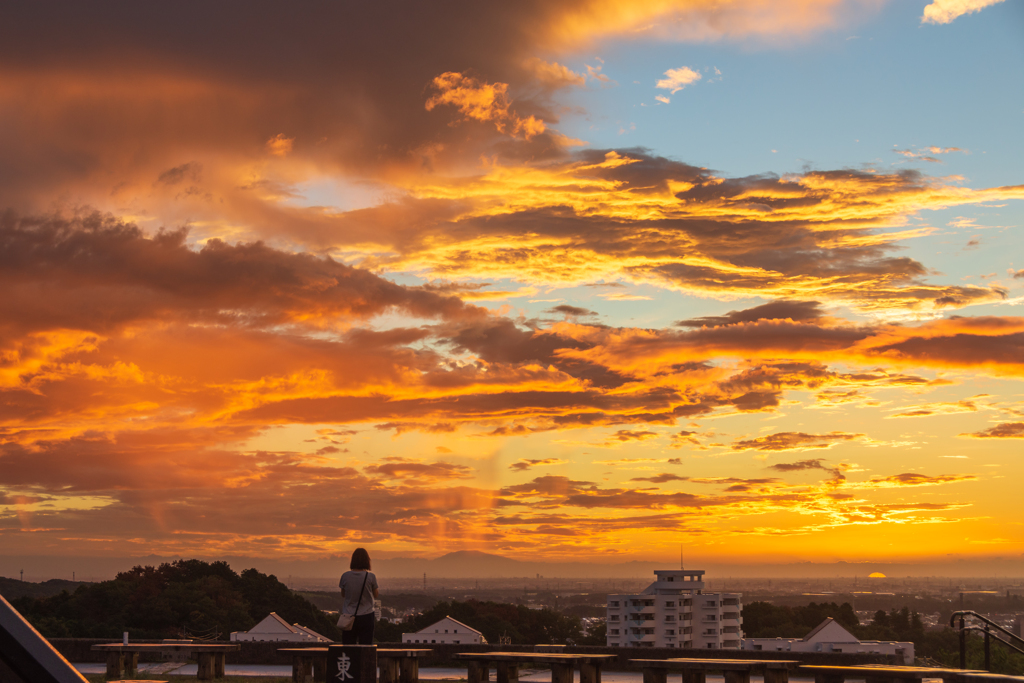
[3,553,1022,582]
[0,576,87,600]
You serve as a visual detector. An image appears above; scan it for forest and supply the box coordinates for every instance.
[9,559,340,641]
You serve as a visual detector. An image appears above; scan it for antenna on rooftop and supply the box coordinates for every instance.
[680,544,684,570]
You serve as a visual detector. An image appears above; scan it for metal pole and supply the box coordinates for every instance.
[959,615,966,669]
[984,625,990,671]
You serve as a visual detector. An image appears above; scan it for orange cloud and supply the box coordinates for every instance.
[426,72,546,140]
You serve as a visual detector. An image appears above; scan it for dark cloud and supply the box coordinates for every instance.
[677,300,824,328]
[864,473,977,487]
[732,432,862,452]
[629,473,690,483]
[960,422,1024,438]
[363,458,474,481]
[548,304,598,317]
[0,211,479,339]
[769,458,831,472]
[509,458,564,471]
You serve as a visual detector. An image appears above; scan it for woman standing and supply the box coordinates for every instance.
[339,547,379,644]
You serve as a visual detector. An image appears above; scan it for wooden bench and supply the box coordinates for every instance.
[454,652,618,683]
[92,643,239,681]
[632,658,801,683]
[953,675,1024,683]
[279,646,433,683]
[798,665,987,683]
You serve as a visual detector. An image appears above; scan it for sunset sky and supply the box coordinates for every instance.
[2,0,1023,572]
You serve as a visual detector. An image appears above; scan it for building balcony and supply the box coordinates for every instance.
[628,631,657,642]
[722,612,740,621]
[628,606,656,614]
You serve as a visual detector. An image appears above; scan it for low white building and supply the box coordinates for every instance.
[402,616,486,645]
[742,617,915,664]
[606,569,742,649]
[230,612,331,643]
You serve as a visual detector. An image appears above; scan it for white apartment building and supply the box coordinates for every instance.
[606,570,742,649]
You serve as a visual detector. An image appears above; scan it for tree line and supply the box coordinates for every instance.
[10,559,340,641]
[375,598,605,645]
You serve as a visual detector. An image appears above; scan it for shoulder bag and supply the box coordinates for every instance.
[337,572,370,630]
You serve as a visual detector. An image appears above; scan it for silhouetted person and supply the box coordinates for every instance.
[339,547,379,644]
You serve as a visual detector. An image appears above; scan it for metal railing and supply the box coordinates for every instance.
[949,610,1024,671]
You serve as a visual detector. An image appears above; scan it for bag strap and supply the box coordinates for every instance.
[348,571,370,616]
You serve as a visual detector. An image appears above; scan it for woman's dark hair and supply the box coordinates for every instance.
[350,547,371,571]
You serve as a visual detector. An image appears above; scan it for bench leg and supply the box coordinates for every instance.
[380,657,401,683]
[643,669,668,683]
[293,654,313,683]
[683,671,706,683]
[399,658,420,683]
[105,652,124,679]
[764,670,789,683]
[551,663,574,683]
[468,662,490,683]
[580,663,602,683]
[197,651,216,680]
[497,662,519,683]
[123,652,138,678]
[216,652,226,678]
[314,655,328,682]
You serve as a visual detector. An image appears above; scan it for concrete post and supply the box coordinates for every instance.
[328,644,377,683]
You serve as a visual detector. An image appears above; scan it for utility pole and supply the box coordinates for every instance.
[20,569,24,582]
[423,573,426,591]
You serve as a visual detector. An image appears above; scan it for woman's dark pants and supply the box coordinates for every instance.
[341,613,375,644]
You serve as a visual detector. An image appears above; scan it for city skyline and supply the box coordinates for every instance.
[1,1,1023,570]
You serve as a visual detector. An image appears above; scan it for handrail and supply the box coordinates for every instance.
[950,611,1024,648]
[949,610,1024,671]
[961,626,1024,657]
